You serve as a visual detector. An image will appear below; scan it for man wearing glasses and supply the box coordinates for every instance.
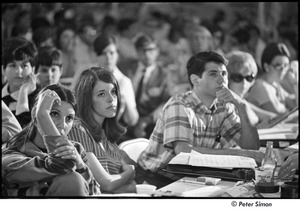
[136,51,263,188]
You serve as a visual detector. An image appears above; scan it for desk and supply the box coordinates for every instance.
[155,176,287,198]
[258,123,298,148]
[155,147,297,198]
[155,177,236,197]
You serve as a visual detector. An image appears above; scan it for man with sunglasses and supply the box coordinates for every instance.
[136,51,262,188]
[227,50,277,128]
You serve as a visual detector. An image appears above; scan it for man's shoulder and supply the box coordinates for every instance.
[163,91,193,109]
[155,63,171,74]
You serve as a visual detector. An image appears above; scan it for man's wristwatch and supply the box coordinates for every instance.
[76,165,88,174]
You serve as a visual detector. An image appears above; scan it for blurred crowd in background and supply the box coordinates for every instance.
[2,2,298,140]
[2,2,298,79]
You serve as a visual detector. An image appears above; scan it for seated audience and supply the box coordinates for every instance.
[72,14,98,80]
[2,37,40,128]
[69,67,136,193]
[82,33,139,128]
[55,24,77,79]
[136,51,264,188]
[116,18,138,67]
[280,60,298,97]
[2,100,22,148]
[226,50,277,128]
[246,42,298,115]
[10,10,32,41]
[2,84,97,196]
[187,25,214,55]
[227,21,266,70]
[32,27,54,49]
[35,45,63,88]
[131,34,172,139]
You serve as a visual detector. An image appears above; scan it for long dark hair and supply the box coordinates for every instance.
[6,83,76,150]
[74,67,126,143]
[261,42,290,73]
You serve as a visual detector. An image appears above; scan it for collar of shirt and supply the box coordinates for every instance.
[111,67,126,82]
[2,83,19,100]
[191,91,217,114]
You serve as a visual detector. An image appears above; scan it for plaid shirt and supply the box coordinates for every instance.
[137,91,241,171]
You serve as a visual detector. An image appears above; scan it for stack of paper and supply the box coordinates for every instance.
[258,125,298,140]
[169,150,257,169]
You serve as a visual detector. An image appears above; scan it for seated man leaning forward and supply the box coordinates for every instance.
[136,51,263,188]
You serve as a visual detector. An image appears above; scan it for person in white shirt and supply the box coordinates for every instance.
[90,33,139,129]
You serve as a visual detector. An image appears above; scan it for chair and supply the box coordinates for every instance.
[119,138,149,163]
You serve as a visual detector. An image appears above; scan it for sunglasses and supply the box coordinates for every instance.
[230,73,255,83]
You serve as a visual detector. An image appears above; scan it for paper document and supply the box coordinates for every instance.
[285,142,299,150]
[169,150,257,169]
[182,186,223,197]
[258,124,298,140]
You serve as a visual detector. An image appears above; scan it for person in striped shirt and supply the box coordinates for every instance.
[2,84,96,196]
[69,67,136,193]
[136,51,263,188]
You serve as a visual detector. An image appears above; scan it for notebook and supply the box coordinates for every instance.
[163,150,257,181]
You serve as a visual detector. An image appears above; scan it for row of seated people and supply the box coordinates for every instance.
[3,29,298,135]
[2,36,298,196]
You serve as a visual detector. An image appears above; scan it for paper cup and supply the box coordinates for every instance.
[43,135,69,154]
[136,184,157,196]
[255,168,274,183]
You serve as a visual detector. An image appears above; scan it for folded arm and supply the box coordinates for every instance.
[86,152,136,193]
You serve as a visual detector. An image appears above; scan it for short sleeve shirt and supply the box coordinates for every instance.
[137,91,241,171]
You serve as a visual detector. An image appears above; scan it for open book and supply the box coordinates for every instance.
[169,150,257,170]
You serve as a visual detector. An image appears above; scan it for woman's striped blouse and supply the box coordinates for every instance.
[68,120,123,174]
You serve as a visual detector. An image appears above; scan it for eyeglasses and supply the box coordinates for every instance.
[230,73,255,83]
[270,63,290,71]
[83,27,97,36]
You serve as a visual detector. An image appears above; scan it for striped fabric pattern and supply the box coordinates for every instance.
[138,91,241,171]
[68,121,122,174]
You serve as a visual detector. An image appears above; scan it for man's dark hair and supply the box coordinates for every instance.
[93,33,117,56]
[32,27,53,48]
[186,51,228,86]
[35,45,63,74]
[117,18,136,34]
[230,21,260,44]
[134,34,156,50]
[2,37,37,68]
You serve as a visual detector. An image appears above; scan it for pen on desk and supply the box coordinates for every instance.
[180,178,204,185]
[234,181,246,186]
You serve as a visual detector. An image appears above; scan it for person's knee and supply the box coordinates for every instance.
[48,172,89,196]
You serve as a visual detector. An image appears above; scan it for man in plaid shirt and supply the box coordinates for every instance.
[136,51,262,188]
